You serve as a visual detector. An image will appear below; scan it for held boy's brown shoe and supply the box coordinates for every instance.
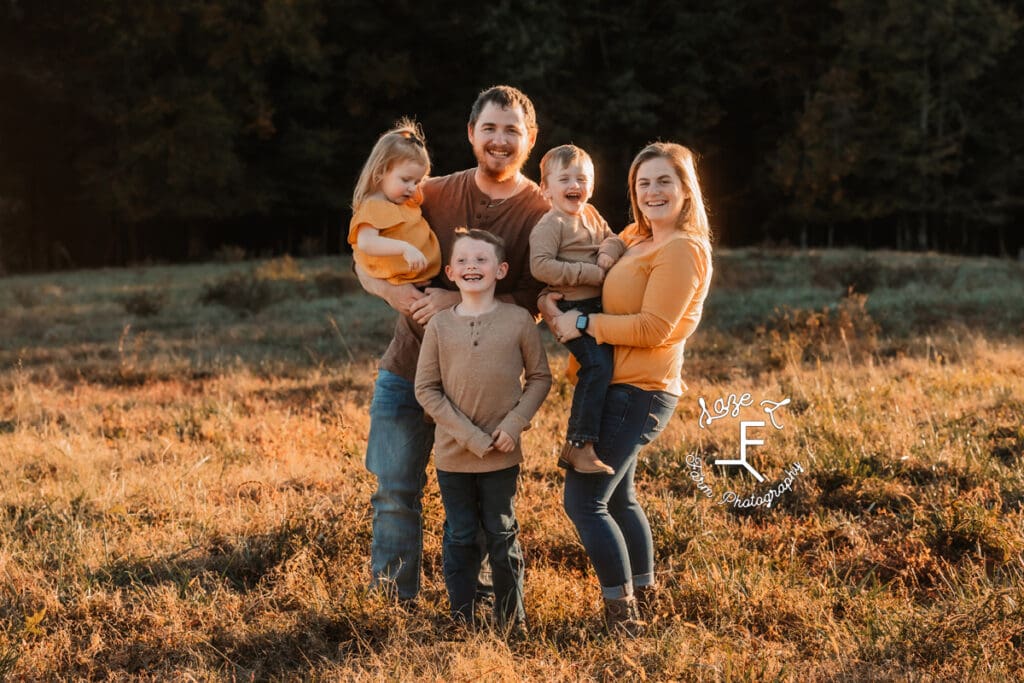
[557,441,615,475]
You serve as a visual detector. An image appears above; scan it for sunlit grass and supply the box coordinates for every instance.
[1,250,1022,679]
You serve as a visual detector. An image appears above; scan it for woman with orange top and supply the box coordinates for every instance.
[542,142,714,634]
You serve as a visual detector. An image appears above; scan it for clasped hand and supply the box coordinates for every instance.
[490,429,514,453]
[538,292,583,343]
[391,287,460,325]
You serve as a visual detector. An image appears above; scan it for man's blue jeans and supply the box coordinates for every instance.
[563,384,677,599]
[436,465,525,627]
[557,296,613,444]
[365,369,435,600]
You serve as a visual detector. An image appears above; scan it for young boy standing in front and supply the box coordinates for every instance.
[530,145,625,475]
[415,228,552,633]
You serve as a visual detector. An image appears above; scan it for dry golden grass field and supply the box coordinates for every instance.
[2,249,1023,681]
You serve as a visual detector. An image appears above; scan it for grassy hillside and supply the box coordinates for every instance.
[1,249,1023,680]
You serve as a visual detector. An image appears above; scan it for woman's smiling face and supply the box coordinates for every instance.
[634,157,686,229]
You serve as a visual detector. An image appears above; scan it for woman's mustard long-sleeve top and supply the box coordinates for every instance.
[588,225,713,396]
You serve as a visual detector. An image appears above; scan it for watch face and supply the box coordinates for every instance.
[576,314,588,331]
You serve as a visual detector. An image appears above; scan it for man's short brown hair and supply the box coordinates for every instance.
[468,85,537,135]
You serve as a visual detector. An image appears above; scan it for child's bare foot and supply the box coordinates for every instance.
[557,441,614,475]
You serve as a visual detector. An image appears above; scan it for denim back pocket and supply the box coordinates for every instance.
[639,392,678,445]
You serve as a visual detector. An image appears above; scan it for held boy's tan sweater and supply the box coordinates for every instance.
[529,205,626,302]
[415,303,552,473]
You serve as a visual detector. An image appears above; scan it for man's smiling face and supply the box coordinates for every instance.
[467,102,535,183]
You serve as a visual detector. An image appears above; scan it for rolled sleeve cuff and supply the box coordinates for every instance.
[467,431,494,458]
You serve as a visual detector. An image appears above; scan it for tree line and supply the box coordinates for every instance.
[1,0,1021,272]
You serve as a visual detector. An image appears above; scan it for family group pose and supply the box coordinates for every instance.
[348,85,713,637]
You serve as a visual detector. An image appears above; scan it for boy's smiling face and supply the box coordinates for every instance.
[543,160,594,216]
[445,237,508,294]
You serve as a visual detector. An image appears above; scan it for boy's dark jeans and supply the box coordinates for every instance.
[557,296,614,444]
[436,465,525,627]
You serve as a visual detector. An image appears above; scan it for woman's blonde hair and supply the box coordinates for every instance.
[627,142,710,242]
[351,118,430,209]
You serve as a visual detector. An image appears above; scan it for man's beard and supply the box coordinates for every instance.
[475,148,526,184]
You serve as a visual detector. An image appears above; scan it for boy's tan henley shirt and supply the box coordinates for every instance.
[415,302,552,473]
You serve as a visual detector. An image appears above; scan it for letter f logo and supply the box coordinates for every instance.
[714,421,766,482]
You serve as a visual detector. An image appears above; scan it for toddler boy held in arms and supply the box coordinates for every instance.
[529,144,624,475]
[415,228,551,633]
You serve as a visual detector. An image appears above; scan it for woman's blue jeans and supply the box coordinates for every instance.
[563,384,677,599]
[436,465,525,627]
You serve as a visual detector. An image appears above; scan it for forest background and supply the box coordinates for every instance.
[2,0,1023,273]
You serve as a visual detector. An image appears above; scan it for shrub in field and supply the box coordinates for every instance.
[255,255,303,281]
[927,499,1018,564]
[884,262,958,290]
[711,253,777,290]
[812,254,881,293]
[759,292,879,366]
[121,287,167,317]
[200,270,281,314]
[200,257,308,314]
[11,285,41,308]
[313,270,357,298]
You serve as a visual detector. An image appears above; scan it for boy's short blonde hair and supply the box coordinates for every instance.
[452,227,506,264]
[539,144,594,187]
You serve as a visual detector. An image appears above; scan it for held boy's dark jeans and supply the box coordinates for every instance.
[557,296,614,444]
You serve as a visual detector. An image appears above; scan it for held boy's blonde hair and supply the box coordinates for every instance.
[627,142,711,243]
[538,144,594,187]
[351,118,430,210]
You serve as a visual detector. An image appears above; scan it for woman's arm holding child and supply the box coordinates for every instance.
[589,239,704,347]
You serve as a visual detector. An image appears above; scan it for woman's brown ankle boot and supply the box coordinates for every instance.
[603,595,646,637]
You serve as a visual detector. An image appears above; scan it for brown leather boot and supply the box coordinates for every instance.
[635,584,658,620]
[557,441,614,475]
[603,595,645,637]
